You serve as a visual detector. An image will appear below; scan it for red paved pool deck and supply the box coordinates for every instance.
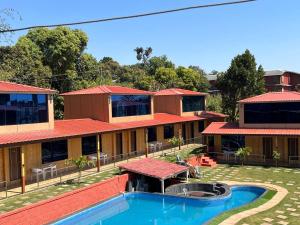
[0,174,129,225]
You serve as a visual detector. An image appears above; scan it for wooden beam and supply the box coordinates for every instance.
[96,134,101,172]
[20,147,26,194]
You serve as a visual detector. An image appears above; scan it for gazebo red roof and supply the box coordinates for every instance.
[119,158,188,180]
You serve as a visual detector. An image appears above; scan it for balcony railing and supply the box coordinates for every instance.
[0,137,203,199]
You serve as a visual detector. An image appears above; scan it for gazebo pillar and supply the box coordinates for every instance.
[186,170,189,182]
[161,179,165,194]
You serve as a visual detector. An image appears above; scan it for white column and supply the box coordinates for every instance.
[186,170,189,183]
[161,179,165,194]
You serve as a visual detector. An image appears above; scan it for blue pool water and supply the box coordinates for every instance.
[54,186,266,225]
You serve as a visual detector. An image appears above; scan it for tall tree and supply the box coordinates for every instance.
[134,47,152,65]
[155,67,178,89]
[216,49,265,121]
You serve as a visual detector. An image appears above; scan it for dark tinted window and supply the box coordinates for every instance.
[82,135,97,155]
[244,102,300,124]
[198,121,205,132]
[0,94,48,126]
[182,96,205,112]
[42,140,68,164]
[147,126,157,142]
[164,125,174,139]
[112,95,151,117]
[221,135,245,151]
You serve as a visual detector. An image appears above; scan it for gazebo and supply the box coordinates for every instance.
[119,158,189,194]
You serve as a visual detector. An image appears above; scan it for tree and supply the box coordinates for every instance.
[147,55,175,75]
[206,94,222,113]
[155,67,178,89]
[134,47,152,64]
[65,156,94,183]
[235,147,252,166]
[273,151,281,167]
[25,27,88,92]
[176,66,209,92]
[216,50,265,121]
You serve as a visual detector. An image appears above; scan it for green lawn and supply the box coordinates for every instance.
[0,169,118,214]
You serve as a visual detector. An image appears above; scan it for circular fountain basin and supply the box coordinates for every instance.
[165,182,231,199]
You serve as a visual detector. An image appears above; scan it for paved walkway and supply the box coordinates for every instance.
[219,181,288,225]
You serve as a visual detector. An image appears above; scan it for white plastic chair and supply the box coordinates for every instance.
[31,168,44,182]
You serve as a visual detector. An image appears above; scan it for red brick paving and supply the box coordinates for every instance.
[0,174,129,225]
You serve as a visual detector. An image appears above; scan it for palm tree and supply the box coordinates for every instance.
[235,147,252,166]
[65,156,95,183]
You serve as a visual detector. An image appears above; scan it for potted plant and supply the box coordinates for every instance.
[65,156,95,184]
[235,147,252,166]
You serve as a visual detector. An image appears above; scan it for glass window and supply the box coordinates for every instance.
[221,135,245,152]
[42,140,68,164]
[0,93,48,126]
[182,96,205,112]
[244,102,300,124]
[198,121,205,132]
[111,95,151,117]
[147,126,157,142]
[82,135,97,155]
[164,125,174,139]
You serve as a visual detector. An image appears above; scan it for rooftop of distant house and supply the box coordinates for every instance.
[264,70,300,76]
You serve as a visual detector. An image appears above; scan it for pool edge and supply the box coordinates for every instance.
[217,181,288,225]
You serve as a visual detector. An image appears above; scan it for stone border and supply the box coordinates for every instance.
[218,181,288,225]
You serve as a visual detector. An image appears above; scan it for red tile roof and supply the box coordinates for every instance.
[239,91,300,103]
[0,119,120,146]
[154,88,207,96]
[61,85,153,96]
[119,158,188,180]
[202,122,300,136]
[0,81,56,94]
[0,112,225,146]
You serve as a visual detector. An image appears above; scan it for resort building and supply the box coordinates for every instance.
[203,91,300,165]
[264,70,300,92]
[0,82,226,192]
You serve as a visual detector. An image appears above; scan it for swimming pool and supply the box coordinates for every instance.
[53,186,266,225]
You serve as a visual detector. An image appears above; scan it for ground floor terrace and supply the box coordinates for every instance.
[0,146,299,225]
[0,111,226,194]
[203,122,300,167]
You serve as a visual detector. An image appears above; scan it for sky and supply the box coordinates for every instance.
[1,0,300,73]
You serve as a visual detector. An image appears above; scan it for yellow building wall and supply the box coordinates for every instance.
[102,133,115,158]
[214,135,222,152]
[136,128,146,152]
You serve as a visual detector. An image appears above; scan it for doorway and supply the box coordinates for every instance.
[131,131,137,153]
[116,133,123,157]
[263,137,273,160]
[182,124,186,143]
[9,147,21,181]
[288,138,299,160]
[190,123,195,140]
